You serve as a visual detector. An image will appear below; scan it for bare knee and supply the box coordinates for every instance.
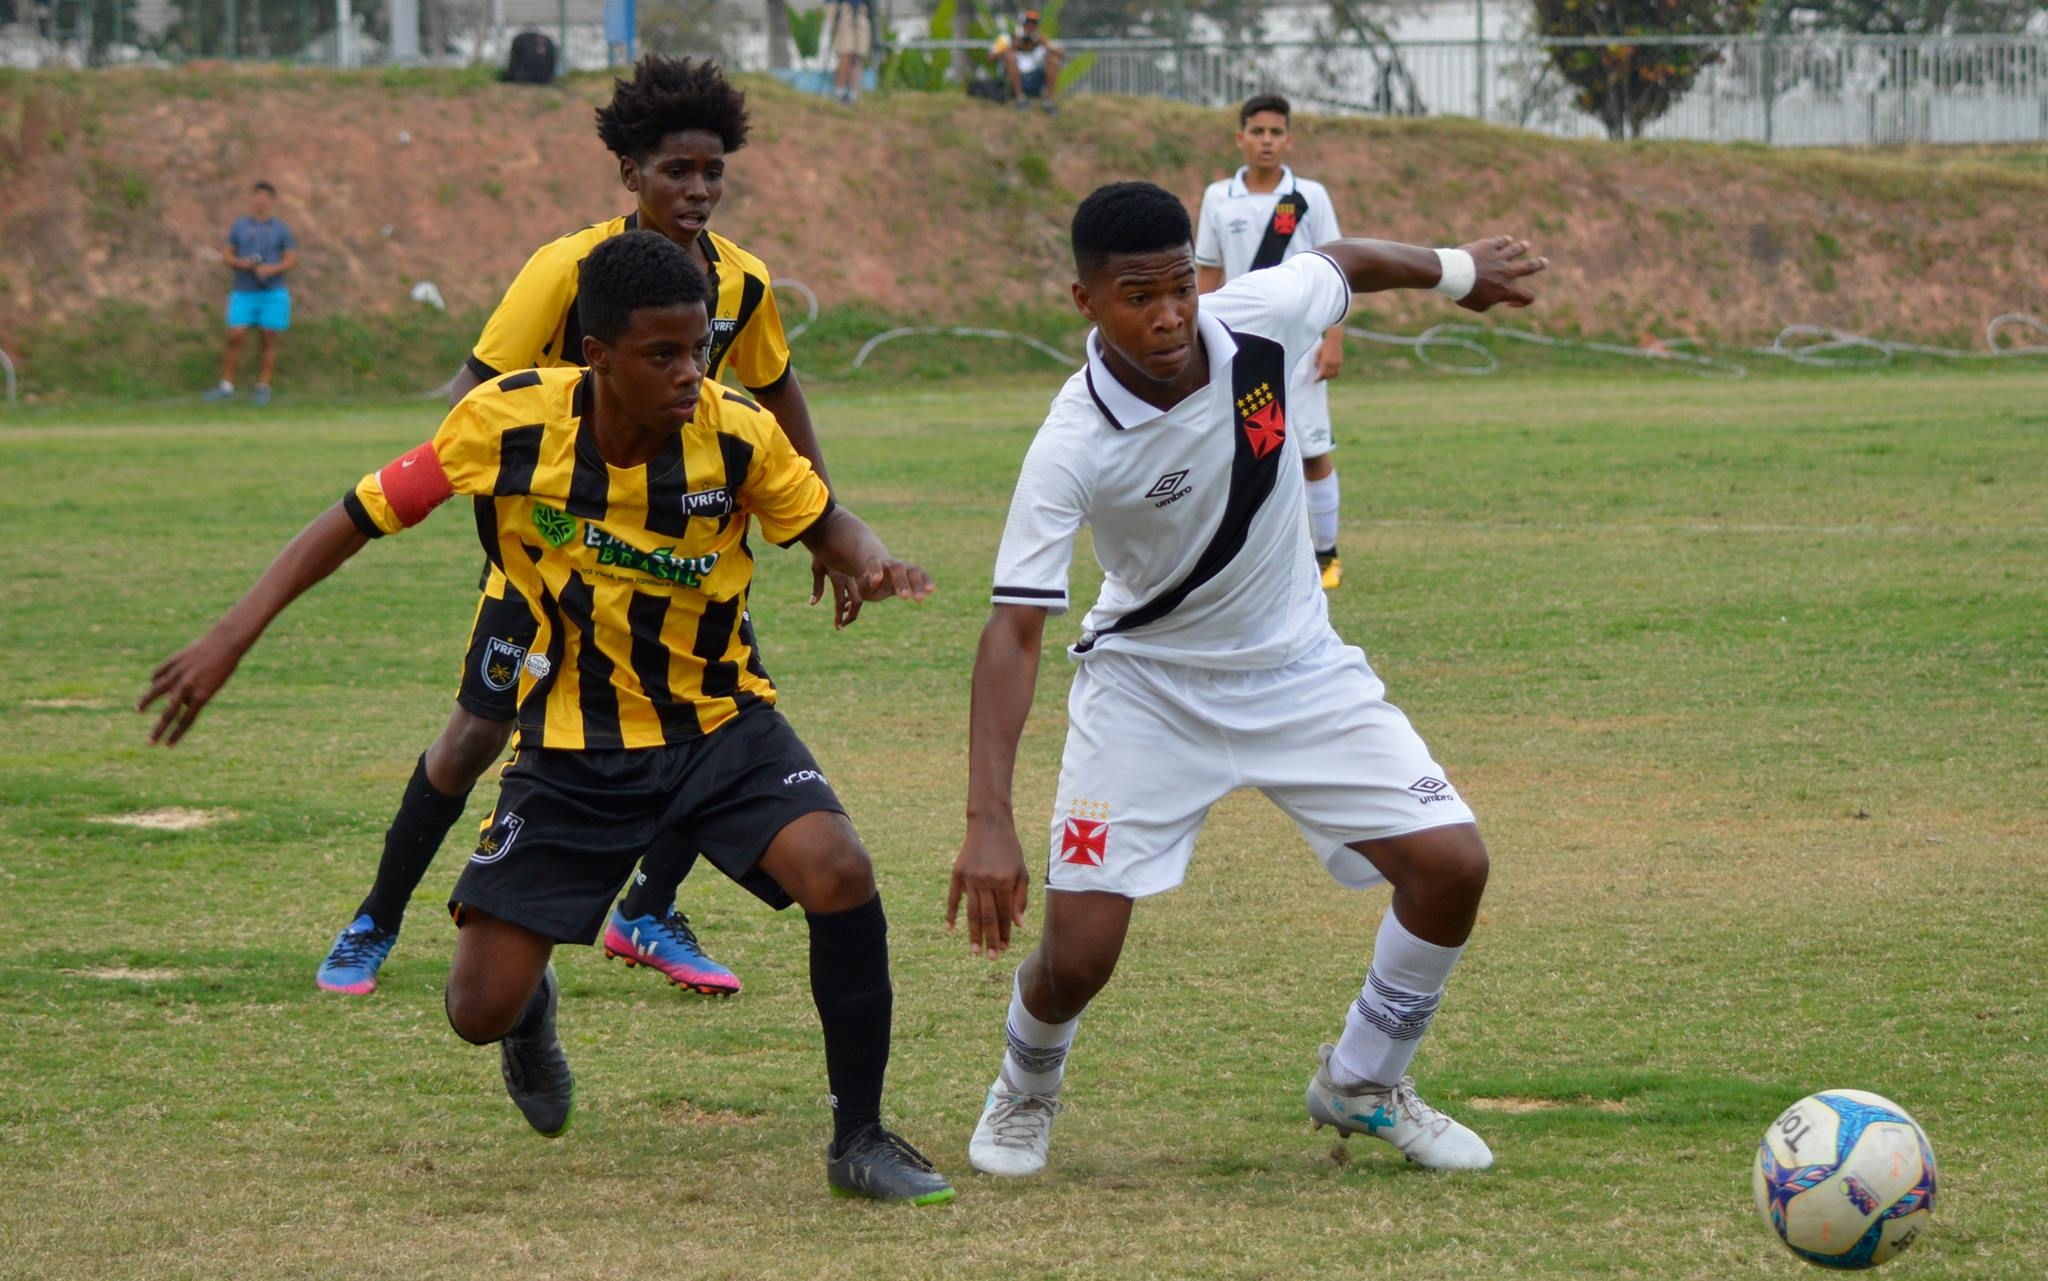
[1426,826,1490,904]
[1303,453,1334,481]
[445,981,522,1045]
[764,812,877,914]
[427,709,514,793]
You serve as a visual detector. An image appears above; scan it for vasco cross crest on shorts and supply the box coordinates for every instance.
[1061,798,1111,867]
[481,636,527,692]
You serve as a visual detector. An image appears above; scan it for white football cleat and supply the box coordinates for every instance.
[967,1069,1061,1177]
[1306,1043,1493,1171]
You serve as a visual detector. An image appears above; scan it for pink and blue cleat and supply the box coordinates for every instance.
[316,913,398,994]
[601,906,741,995]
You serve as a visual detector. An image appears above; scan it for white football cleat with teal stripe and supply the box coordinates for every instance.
[1306,1043,1493,1171]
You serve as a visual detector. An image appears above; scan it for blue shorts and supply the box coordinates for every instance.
[1019,67,1047,98]
[227,289,291,332]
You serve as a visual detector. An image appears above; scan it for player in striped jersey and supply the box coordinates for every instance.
[142,232,953,1202]
[319,57,838,998]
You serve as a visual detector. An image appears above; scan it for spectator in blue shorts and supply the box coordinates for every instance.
[205,181,298,406]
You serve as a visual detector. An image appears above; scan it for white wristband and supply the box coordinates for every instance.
[1432,248,1477,301]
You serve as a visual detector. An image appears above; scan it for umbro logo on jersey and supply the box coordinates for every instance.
[1146,470,1194,507]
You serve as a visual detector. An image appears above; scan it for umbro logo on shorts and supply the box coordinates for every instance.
[1146,470,1193,507]
[1409,776,1457,804]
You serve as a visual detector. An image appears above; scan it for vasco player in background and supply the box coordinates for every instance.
[143,232,955,1204]
[1196,93,1350,590]
[316,56,849,999]
[948,182,1545,1177]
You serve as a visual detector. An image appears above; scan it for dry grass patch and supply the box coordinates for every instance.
[86,807,234,830]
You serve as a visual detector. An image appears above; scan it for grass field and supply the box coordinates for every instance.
[2,367,2044,1280]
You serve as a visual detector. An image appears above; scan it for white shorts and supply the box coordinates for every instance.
[1044,632,1475,899]
[1290,350,1333,458]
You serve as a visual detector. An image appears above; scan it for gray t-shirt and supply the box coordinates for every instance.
[227,216,295,292]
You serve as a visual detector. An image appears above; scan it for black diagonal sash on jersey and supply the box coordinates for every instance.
[1073,328,1291,654]
[1249,189,1310,271]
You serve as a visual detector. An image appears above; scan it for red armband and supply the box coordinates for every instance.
[378,442,456,528]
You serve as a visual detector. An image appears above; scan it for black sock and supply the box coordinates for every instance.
[357,754,472,933]
[807,894,892,1147]
[618,845,700,919]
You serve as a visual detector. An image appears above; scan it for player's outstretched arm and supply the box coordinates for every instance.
[137,503,370,746]
[947,604,1046,957]
[796,505,933,604]
[1317,235,1548,311]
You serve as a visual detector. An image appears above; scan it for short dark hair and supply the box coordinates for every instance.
[578,230,709,347]
[595,55,750,161]
[252,180,277,196]
[1070,182,1193,279]
[1239,93,1291,127]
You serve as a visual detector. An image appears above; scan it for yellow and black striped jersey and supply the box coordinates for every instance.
[344,366,831,749]
[465,215,792,395]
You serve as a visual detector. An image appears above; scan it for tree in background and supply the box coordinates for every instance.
[1533,0,1764,138]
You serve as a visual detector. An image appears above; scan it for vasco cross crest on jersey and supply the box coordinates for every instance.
[1236,382,1286,460]
[481,636,526,692]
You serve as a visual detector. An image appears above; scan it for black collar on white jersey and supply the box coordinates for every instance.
[1083,308,1238,431]
[1227,165,1298,199]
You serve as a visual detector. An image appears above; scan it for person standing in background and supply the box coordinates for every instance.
[205,181,298,407]
[827,0,873,106]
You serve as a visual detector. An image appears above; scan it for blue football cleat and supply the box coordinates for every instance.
[316,913,398,995]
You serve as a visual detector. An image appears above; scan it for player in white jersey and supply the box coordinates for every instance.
[1196,93,1350,590]
[946,182,1545,1177]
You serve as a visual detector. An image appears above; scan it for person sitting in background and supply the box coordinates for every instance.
[204,181,297,407]
[989,10,1063,115]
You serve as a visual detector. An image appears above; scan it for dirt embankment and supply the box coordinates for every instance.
[2,66,2045,348]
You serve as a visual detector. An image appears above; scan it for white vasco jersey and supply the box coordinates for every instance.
[991,252,1353,670]
[1194,166,1343,281]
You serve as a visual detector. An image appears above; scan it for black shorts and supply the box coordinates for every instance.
[456,578,540,721]
[448,707,844,942]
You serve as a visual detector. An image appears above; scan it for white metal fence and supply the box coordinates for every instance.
[907,34,2048,147]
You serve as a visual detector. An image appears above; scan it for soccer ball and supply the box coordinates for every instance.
[1753,1089,1937,1269]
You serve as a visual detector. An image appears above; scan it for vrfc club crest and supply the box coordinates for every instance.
[1060,798,1111,867]
[1236,381,1286,460]
[1272,206,1298,236]
[481,636,527,692]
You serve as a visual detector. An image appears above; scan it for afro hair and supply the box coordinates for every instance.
[595,55,750,161]
[1070,182,1194,279]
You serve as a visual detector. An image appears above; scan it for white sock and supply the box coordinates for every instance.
[1333,909,1464,1087]
[1001,975,1078,1095]
[217,379,235,392]
[1305,471,1340,555]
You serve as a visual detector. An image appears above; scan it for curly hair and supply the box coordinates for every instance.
[578,230,709,346]
[1070,182,1192,279]
[594,55,750,161]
